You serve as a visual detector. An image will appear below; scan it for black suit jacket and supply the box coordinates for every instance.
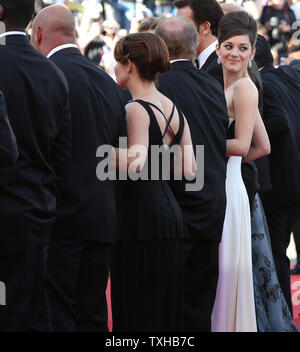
[200,51,224,88]
[0,91,18,167]
[260,64,300,211]
[0,35,72,255]
[50,47,126,243]
[158,60,228,242]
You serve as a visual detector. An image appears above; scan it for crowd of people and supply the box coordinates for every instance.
[1,0,300,333]
[40,0,300,75]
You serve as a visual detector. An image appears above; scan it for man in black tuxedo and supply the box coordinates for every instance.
[0,92,18,167]
[31,4,125,331]
[155,16,228,331]
[173,0,224,85]
[0,0,71,331]
[174,1,271,211]
[280,57,300,276]
[254,35,300,313]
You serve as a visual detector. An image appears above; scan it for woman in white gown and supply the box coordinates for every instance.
[211,11,271,332]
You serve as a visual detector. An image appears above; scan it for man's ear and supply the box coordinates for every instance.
[35,26,43,46]
[199,21,211,36]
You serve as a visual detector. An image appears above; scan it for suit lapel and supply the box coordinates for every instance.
[200,51,217,71]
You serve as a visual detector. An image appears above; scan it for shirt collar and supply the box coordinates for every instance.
[169,59,190,64]
[198,40,218,69]
[0,31,27,38]
[47,44,78,58]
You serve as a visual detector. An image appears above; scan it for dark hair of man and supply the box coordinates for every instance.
[138,17,160,32]
[114,32,170,82]
[0,0,35,28]
[218,11,258,49]
[173,0,223,37]
[155,17,198,61]
[254,34,274,69]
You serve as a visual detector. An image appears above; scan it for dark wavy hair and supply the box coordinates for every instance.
[218,11,258,49]
[173,0,223,37]
[114,32,170,82]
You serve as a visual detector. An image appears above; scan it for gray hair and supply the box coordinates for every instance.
[155,16,199,61]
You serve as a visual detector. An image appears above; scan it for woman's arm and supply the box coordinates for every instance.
[226,79,258,157]
[112,102,149,173]
[242,111,271,163]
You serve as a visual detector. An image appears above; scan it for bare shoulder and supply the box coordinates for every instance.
[232,77,258,110]
[233,77,257,96]
[125,101,150,123]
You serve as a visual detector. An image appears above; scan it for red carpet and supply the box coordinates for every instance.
[106,278,113,332]
[106,271,300,332]
[291,265,300,329]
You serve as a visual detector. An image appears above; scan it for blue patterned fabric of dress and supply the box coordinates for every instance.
[251,193,299,332]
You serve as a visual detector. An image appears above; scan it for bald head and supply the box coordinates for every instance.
[155,16,199,61]
[31,4,76,56]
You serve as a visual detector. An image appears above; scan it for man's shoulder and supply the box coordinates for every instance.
[262,67,286,90]
[52,52,112,81]
[0,43,67,79]
[159,64,224,97]
[160,62,198,81]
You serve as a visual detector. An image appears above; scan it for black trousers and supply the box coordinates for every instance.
[46,236,112,332]
[264,204,299,314]
[184,239,219,332]
[0,245,50,332]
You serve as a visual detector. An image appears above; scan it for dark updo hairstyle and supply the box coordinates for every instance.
[218,11,258,49]
[114,32,170,82]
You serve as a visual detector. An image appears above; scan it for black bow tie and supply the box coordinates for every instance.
[194,58,200,69]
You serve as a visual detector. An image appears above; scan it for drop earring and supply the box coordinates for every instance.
[217,57,221,64]
[248,60,252,68]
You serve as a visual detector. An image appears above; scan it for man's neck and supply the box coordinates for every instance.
[2,24,25,32]
[198,35,218,56]
[46,42,78,58]
[169,55,193,62]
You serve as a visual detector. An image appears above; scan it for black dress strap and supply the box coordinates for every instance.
[162,103,175,138]
[143,101,165,117]
[171,109,185,146]
[133,99,158,126]
[133,99,185,147]
[134,99,176,137]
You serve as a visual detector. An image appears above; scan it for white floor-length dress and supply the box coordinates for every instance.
[211,156,257,332]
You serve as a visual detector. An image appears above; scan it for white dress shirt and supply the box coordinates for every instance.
[169,59,190,64]
[0,31,27,38]
[198,40,218,69]
[47,44,78,58]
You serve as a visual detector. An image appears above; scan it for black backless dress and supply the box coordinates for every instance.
[111,99,187,332]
